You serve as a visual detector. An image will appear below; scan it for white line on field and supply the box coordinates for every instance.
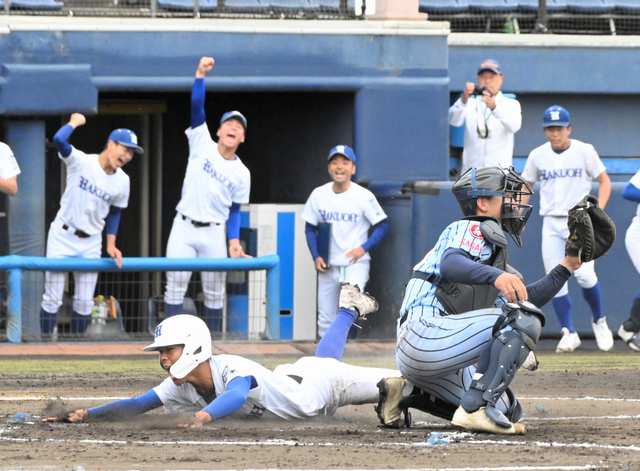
[0,467,606,471]
[1,432,639,453]
[1,395,638,402]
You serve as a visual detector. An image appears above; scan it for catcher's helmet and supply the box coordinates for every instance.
[144,314,212,379]
[452,166,533,247]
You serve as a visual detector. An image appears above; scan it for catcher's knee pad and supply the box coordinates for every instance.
[471,302,544,408]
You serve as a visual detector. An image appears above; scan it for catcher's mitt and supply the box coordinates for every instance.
[565,195,616,263]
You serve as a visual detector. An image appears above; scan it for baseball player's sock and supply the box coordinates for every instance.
[582,282,604,322]
[40,308,57,335]
[71,312,91,334]
[552,294,574,331]
[315,307,358,361]
[629,289,640,323]
[346,324,359,340]
[165,303,184,317]
[202,306,222,332]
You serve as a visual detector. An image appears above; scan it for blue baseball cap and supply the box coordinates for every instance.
[328,145,356,163]
[220,111,247,131]
[542,105,571,128]
[108,129,144,154]
[478,59,502,75]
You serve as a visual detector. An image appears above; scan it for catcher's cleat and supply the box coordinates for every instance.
[521,351,539,371]
[375,377,410,429]
[618,325,640,352]
[556,327,581,353]
[592,317,614,352]
[339,283,379,320]
[451,406,526,435]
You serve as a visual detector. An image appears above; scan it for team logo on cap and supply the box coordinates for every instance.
[155,325,163,338]
[129,133,138,144]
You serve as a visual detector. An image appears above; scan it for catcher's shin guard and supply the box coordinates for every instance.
[461,301,542,428]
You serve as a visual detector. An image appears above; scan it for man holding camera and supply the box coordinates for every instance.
[449,59,522,173]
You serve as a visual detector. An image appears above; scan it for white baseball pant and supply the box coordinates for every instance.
[542,216,597,297]
[317,261,369,338]
[625,216,640,273]
[41,223,101,315]
[274,356,402,417]
[165,213,227,309]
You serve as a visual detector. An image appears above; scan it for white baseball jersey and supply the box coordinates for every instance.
[0,142,20,180]
[176,123,250,224]
[53,146,130,235]
[449,92,522,172]
[301,182,387,266]
[154,354,319,419]
[521,140,606,217]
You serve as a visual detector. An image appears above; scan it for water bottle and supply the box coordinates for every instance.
[92,295,108,325]
[504,15,516,34]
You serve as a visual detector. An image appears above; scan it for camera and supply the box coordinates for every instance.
[472,85,492,97]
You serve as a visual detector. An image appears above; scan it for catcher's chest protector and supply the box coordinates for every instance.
[435,220,509,314]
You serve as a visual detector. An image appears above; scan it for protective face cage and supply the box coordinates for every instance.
[453,167,533,247]
[499,167,533,247]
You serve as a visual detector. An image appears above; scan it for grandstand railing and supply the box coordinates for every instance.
[0,254,280,344]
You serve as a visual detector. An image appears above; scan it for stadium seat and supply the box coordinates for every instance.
[157,0,217,10]
[419,0,470,13]
[565,0,614,11]
[318,0,354,12]
[269,0,319,10]
[221,0,269,10]
[0,0,63,9]
[468,0,517,11]
[613,0,640,11]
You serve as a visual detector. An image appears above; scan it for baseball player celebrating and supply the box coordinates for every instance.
[521,105,614,353]
[0,141,20,197]
[0,141,21,256]
[617,172,640,351]
[163,56,251,333]
[40,113,142,338]
[43,283,405,425]
[301,145,389,338]
[375,166,583,435]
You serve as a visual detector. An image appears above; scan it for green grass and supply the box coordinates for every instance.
[0,350,638,376]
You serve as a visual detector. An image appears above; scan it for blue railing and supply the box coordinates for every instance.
[0,254,280,344]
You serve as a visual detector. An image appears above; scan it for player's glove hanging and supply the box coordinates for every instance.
[565,194,616,263]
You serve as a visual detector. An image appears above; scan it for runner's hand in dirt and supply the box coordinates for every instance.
[42,409,89,423]
[178,411,211,428]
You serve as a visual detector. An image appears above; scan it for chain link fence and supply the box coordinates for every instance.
[420,0,640,34]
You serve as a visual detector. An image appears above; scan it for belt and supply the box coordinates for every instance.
[62,224,91,239]
[181,214,219,228]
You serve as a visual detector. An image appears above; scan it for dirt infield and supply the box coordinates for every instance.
[1,350,639,471]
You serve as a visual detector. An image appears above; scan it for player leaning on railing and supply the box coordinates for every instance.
[39,113,143,339]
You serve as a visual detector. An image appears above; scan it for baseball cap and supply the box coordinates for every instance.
[220,111,247,131]
[542,105,571,128]
[477,59,502,75]
[108,129,144,154]
[328,145,356,163]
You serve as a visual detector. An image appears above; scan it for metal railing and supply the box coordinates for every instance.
[0,254,280,343]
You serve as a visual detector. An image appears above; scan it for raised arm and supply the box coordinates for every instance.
[192,57,214,129]
[53,113,86,158]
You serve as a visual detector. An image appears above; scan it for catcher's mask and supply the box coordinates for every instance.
[143,314,212,379]
[453,166,533,247]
